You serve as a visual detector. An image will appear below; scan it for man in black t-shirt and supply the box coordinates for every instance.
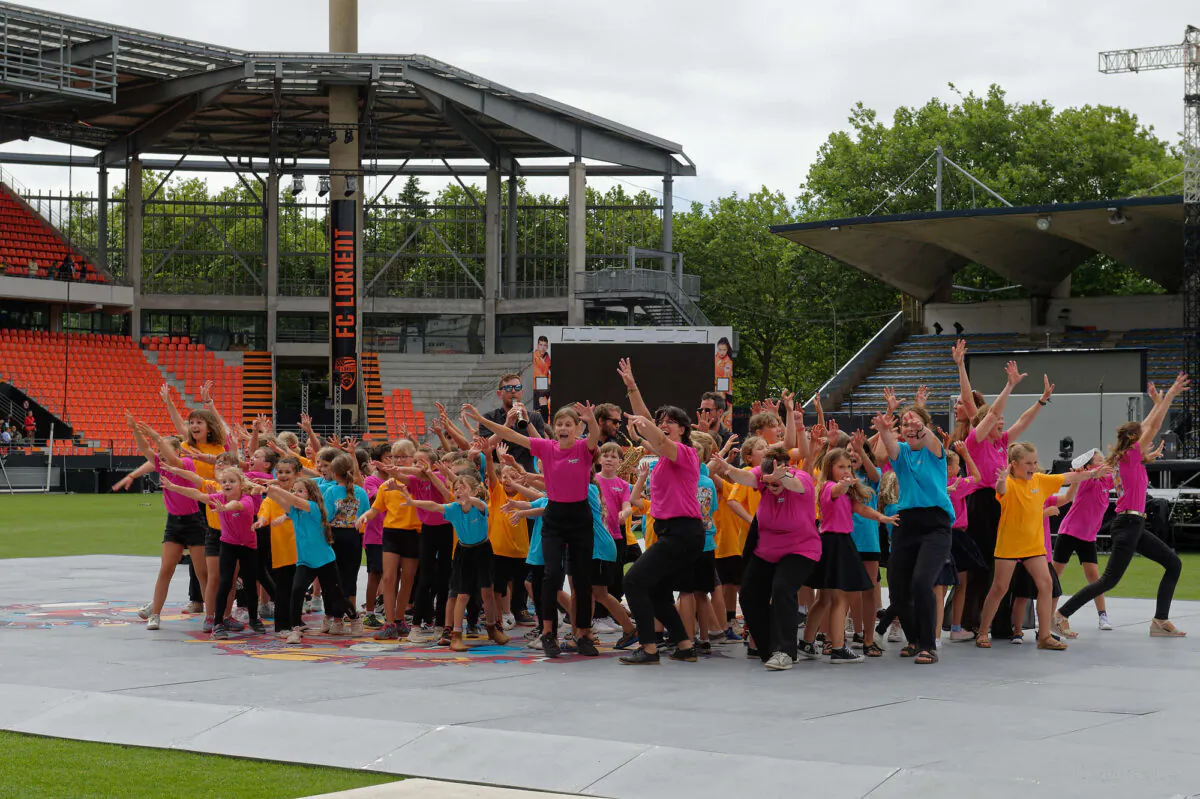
[483,373,546,472]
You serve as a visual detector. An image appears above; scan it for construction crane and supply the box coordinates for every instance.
[1099,27,1200,458]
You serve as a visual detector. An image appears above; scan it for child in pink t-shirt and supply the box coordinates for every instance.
[1051,448,1116,629]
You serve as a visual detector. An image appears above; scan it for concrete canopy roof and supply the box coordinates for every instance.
[770,195,1183,300]
[0,1,693,175]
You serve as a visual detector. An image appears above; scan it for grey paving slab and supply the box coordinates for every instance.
[176,707,432,770]
[3,555,1200,799]
[581,747,894,799]
[370,726,648,794]
[11,690,247,748]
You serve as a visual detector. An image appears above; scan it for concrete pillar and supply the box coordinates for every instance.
[485,169,501,354]
[662,174,674,281]
[1051,274,1072,299]
[567,161,586,325]
[96,167,108,272]
[266,169,279,349]
[127,158,143,341]
[506,172,518,293]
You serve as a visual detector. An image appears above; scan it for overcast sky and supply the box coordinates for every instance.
[3,0,1196,206]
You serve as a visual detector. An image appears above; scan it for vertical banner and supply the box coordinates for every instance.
[330,199,358,407]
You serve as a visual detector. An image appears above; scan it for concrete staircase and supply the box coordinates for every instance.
[376,354,534,423]
[141,350,202,412]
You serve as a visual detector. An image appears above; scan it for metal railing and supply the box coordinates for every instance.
[276,328,329,343]
[579,268,710,326]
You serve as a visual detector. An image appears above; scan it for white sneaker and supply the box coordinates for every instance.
[320,616,333,634]
[887,621,903,643]
[184,601,204,614]
[286,629,303,644]
[137,602,152,620]
[844,616,856,635]
[311,597,324,614]
[146,614,160,630]
[349,617,364,636]
[406,623,431,644]
[303,599,313,614]
[1098,613,1113,631]
[329,619,346,635]
[233,607,249,623]
[526,636,544,650]
[764,651,794,671]
[949,629,975,642]
[260,601,275,619]
[592,617,620,634]
[501,613,516,631]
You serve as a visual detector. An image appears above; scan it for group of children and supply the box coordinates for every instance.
[119,348,1190,669]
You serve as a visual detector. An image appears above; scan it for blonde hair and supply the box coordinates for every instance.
[598,441,622,459]
[277,430,300,450]
[748,412,781,436]
[689,431,716,462]
[553,406,581,425]
[453,473,488,501]
[391,439,417,458]
[329,452,357,490]
[1108,421,1143,468]
[1007,441,1038,464]
[878,471,899,506]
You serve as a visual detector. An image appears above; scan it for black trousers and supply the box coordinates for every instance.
[270,564,296,631]
[291,561,351,625]
[624,516,704,646]
[740,553,818,661]
[492,554,529,615]
[331,527,362,608]
[963,488,1000,631]
[1059,512,1181,620]
[889,507,952,651]
[255,529,276,602]
[541,501,595,632]
[415,523,453,626]
[214,542,258,625]
[187,559,203,603]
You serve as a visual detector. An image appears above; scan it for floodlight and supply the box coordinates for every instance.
[344,129,354,144]
[1036,216,1051,231]
[317,176,331,197]
[327,129,338,144]
[344,175,358,197]
[290,173,305,196]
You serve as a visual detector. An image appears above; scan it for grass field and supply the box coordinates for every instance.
[0,731,397,798]
[3,494,1200,600]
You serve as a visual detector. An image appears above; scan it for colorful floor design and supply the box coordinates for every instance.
[1,600,667,671]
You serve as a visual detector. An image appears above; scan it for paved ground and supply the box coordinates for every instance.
[2,555,1200,799]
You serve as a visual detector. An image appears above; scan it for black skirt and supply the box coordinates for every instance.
[1010,558,1062,599]
[935,558,959,587]
[950,526,987,574]
[808,533,873,592]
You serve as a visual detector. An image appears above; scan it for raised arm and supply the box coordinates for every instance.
[617,358,653,420]
[162,480,216,505]
[1060,464,1113,487]
[872,412,899,462]
[111,459,156,491]
[200,380,233,446]
[127,412,156,462]
[812,392,826,432]
[974,361,1024,442]
[1140,374,1189,453]
[952,339,978,418]
[299,412,321,452]
[1006,374,1054,440]
[577,402,600,452]
[851,430,879,483]
[159,383,188,438]
[626,413,678,461]
[630,460,650,506]
[463,404,531,450]
[159,461,204,487]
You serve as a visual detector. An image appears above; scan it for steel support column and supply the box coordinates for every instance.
[568,161,586,325]
[506,171,518,295]
[126,158,143,341]
[662,174,675,280]
[485,169,501,353]
[96,166,108,272]
[266,169,280,350]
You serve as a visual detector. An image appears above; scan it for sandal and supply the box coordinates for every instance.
[1037,636,1068,651]
[900,643,919,658]
[975,633,992,649]
[914,649,938,665]
[864,642,884,658]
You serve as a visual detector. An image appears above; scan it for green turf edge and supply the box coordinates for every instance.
[0,730,402,799]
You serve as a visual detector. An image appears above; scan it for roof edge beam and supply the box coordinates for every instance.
[403,65,694,176]
[93,61,254,116]
[38,35,118,65]
[413,86,515,172]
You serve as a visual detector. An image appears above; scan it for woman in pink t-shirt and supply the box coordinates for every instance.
[127,414,208,633]
[465,399,601,658]
[615,358,704,666]
[1050,448,1116,629]
[962,359,1054,635]
[1056,373,1189,638]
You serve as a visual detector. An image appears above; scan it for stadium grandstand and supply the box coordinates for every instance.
[0,0,697,490]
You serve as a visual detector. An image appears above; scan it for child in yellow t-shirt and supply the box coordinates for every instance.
[977,441,1110,650]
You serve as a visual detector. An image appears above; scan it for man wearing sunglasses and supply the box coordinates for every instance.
[696,392,728,449]
[593,403,631,448]
[483,373,546,472]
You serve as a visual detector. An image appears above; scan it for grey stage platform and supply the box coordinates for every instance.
[2,555,1200,799]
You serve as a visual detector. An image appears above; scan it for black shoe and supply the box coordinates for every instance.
[619,647,660,665]
[695,640,712,655]
[576,636,600,657]
[249,618,267,634]
[614,630,639,650]
[669,644,697,662]
[541,633,560,659]
[797,640,820,660]
[797,611,808,628]
[746,646,759,659]
[830,646,864,664]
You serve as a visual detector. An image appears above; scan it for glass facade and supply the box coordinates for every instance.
[363,313,485,355]
[141,311,266,350]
